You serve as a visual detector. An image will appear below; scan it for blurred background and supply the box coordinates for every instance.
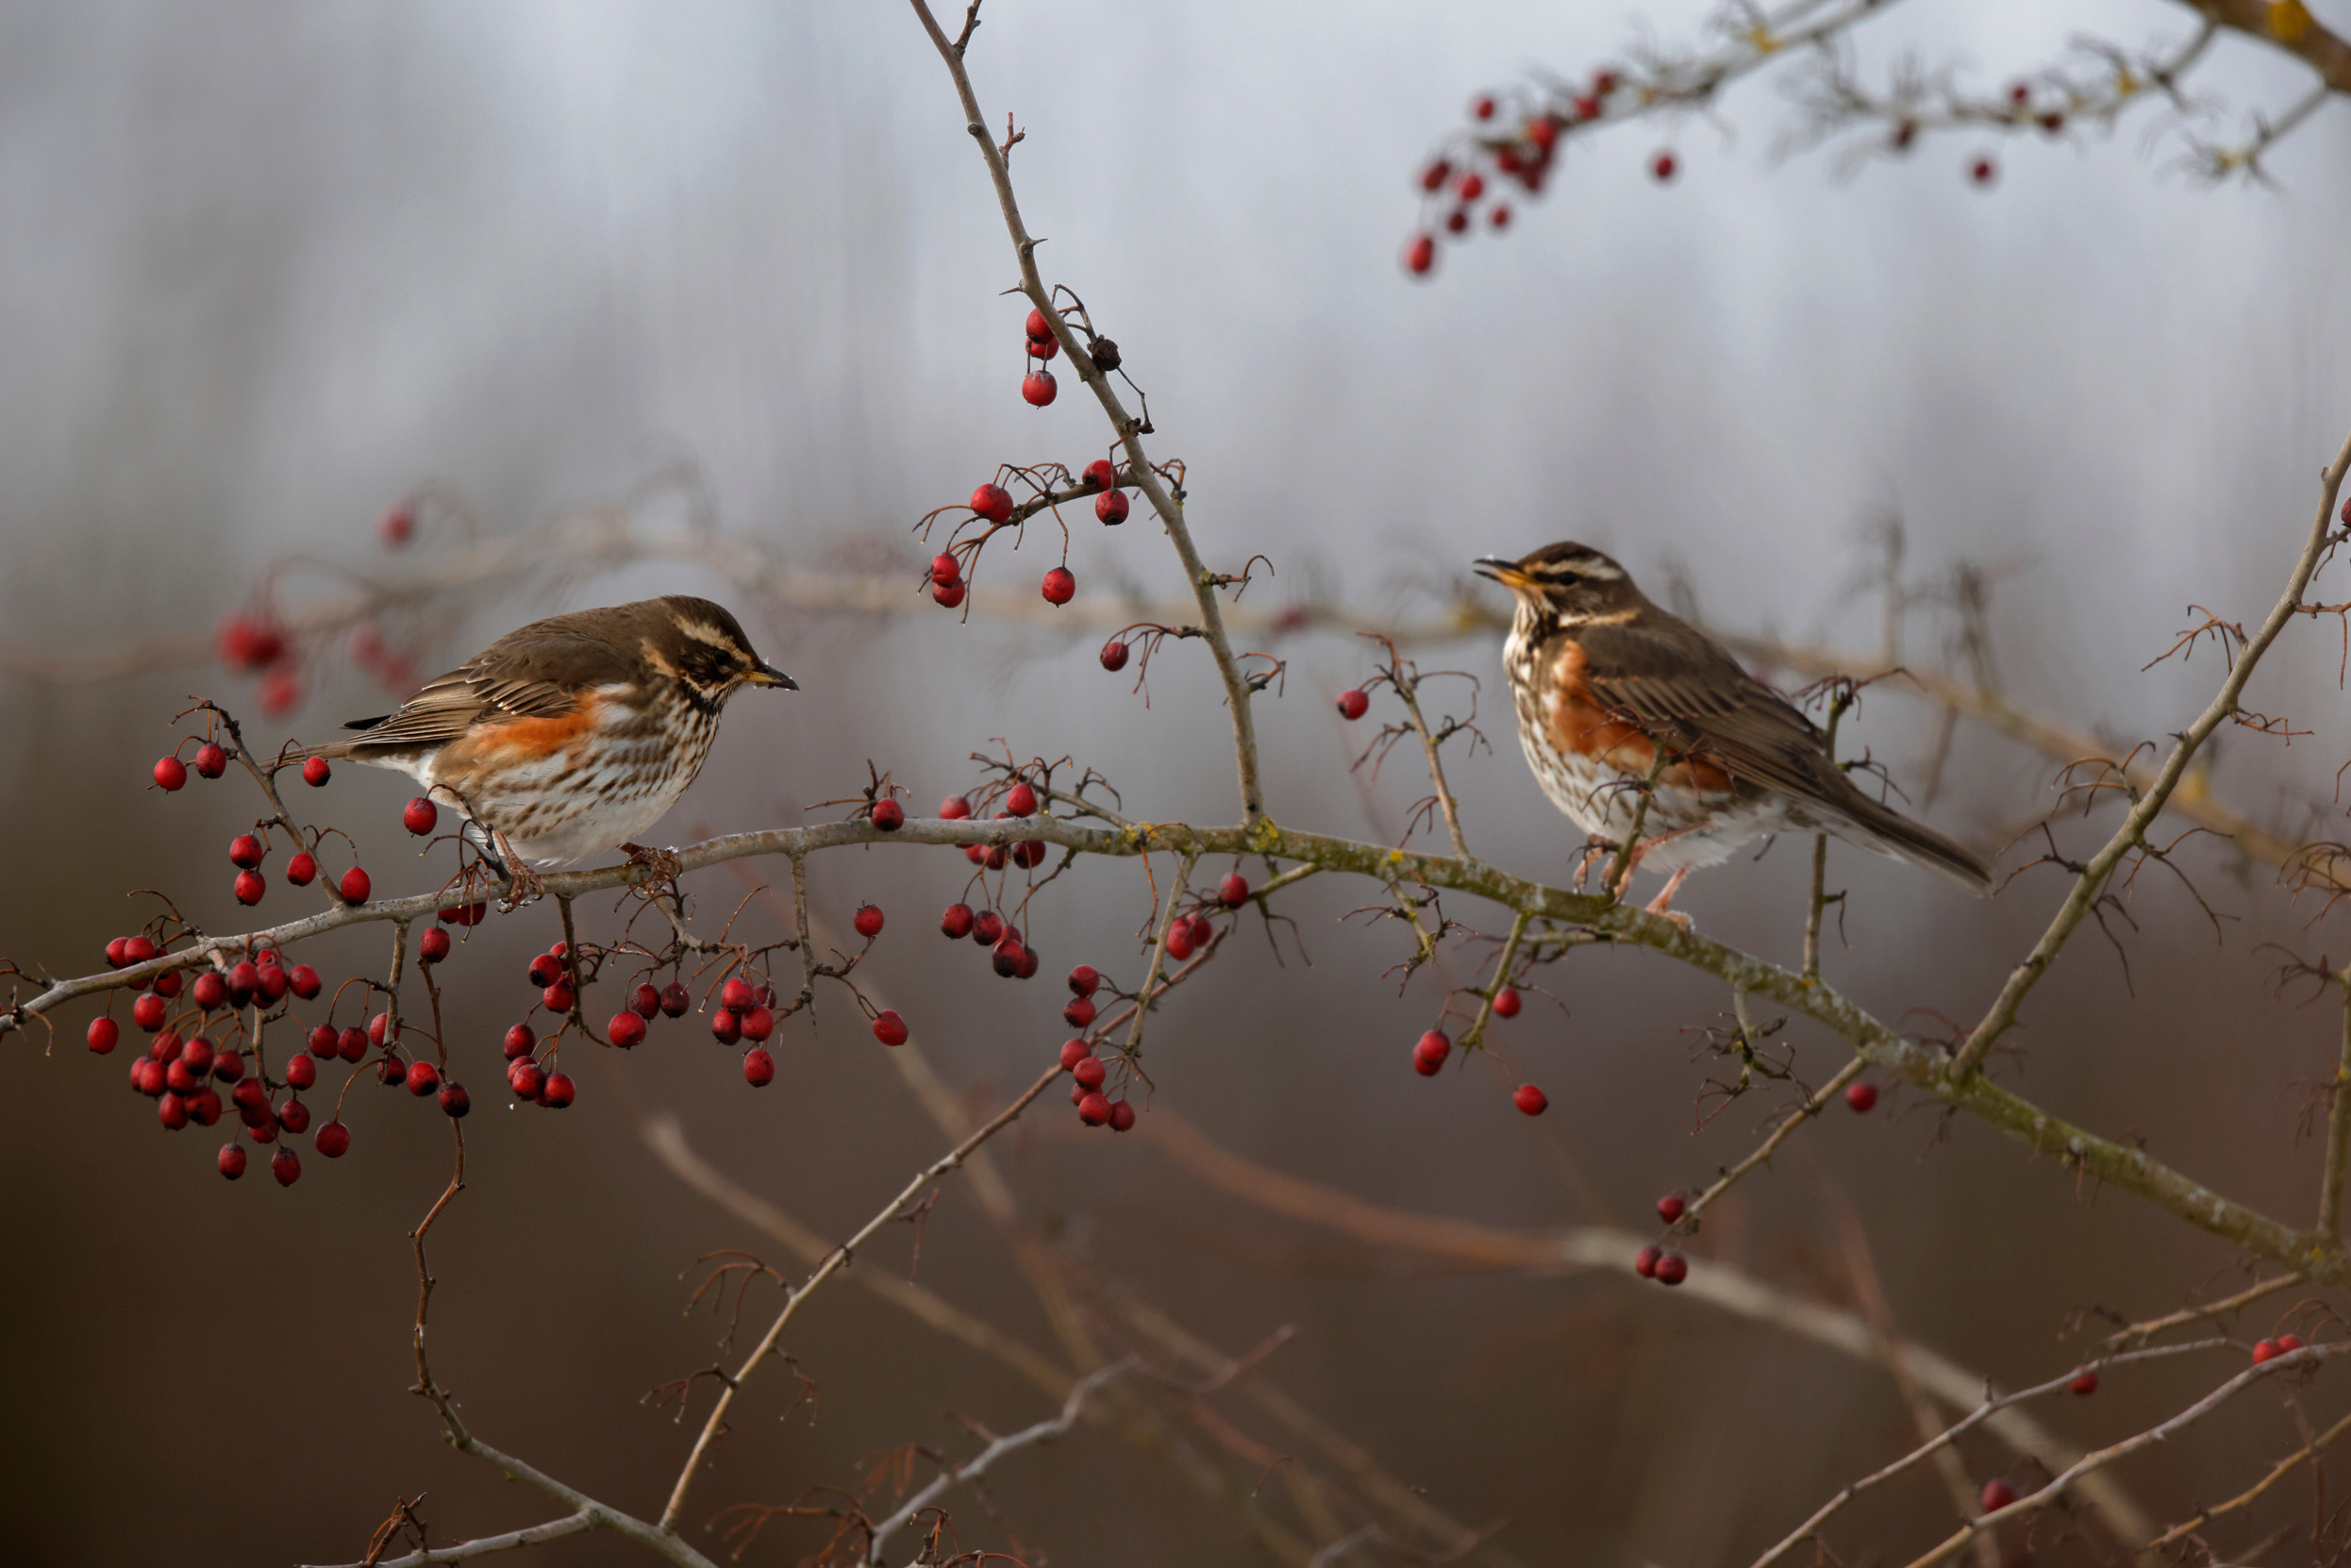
[3,1,2350,1562]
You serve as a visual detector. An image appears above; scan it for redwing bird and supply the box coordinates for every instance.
[295,596,793,883]
[1475,543,1991,912]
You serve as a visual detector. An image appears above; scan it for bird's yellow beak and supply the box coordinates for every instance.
[1473,556,1535,590]
[746,662,799,691]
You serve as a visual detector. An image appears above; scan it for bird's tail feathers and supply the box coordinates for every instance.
[1831,792,1995,896]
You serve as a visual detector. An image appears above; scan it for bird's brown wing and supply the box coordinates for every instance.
[330,628,643,756]
[1572,617,1843,808]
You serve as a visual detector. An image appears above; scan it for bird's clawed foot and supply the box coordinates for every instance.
[492,830,546,909]
[1643,865,1693,930]
[619,842,683,885]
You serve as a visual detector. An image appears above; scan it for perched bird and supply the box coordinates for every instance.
[1474,543,1991,912]
[294,596,794,884]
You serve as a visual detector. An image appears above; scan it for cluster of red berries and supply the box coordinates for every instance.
[217,613,303,718]
[1012,307,1120,409]
[149,748,375,907]
[950,457,1132,612]
[1633,1244,1689,1286]
[1060,1031,1138,1131]
[1409,989,1547,1115]
[2252,1332,2308,1364]
[942,784,1052,875]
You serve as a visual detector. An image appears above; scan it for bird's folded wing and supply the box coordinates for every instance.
[1575,622,1842,806]
[342,666,583,751]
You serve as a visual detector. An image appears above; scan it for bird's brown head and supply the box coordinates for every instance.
[639,595,796,709]
[1474,542,1639,637]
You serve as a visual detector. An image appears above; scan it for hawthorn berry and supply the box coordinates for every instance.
[406,1060,440,1096]
[403,797,438,836]
[1081,459,1118,492]
[2280,1333,2308,1352]
[105,937,128,969]
[1513,1084,1549,1116]
[286,851,317,887]
[1073,1056,1108,1092]
[218,1143,247,1180]
[742,1048,775,1087]
[498,1025,535,1062]
[1219,874,1249,908]
[1099,638,1130,673]
[153,971,184,1000]
[609,1011,646,1048]
[940,794,972,820]
[2254,1339,2282,1363]
[418,927,451,964]
[1006,781,1038,817]
[188,1088,222,1126]
[1109,1101,1137,1132]
[194,742,229,778]
[1026,332,1058,360]
[1021,370,1058,407]
[307,1024,338,1059]
[284,1055,316,1091]
[659,982,692,1018]
[1635,1245,1661,1278]
[527,953,563,988]
[930,552,962,588]
[507,1061,543,1099]
[1979,1478,2015,1512]
[1076,1092,1111,1126]
[131,994,166,1033]
[872,1009,909,1046]
[337,1026,367,1062]
[1651,150,1676,182]
[229,834,265,870]
[278,1097,312,1134]
[1657,1194,1685,1224]
[439,1082,471,1118]
[1652,1254,1688,1286]
[1162,922,1193,962]
[1471,94,1495,120]
[290,964,321,999]
[212,1050,244,1083]
[154,756,188,791]
[616,984,655,1021]
[86,1017,119,1054]
[301,756,331,787]
[1336,690,1370,721]
[542,980,575,1013]
[1059,1040,1093,1072]
[339,867,371,905]
[1404,234,1436,276]
[124,935,158,966]
[1064,995,1096,1028]
[130,1059,163,1095]
[871,798,905,831]
[1068,964,1101,996]
[992,936,1025,978]
[854,904,885,939]
[227,960,260,1003]
[2068,1370,2098,1395]
[271,1145,301,1186]
[1492,986,1523,1019]
[1187,912,1213,949]
[717,976,753,1012]
[1420,158,1452,192]
[971,482,1014,524]
[942,903,975,939]
[1412,1029,1451,1076]
[1458,172,1485,202]
[1490,205,1511,229]
[1844,1082,1878,1113]
[1024,308,1052,340]
[709,1009,742,1045]
[739,1006,775,1043]
[190,972,225,1012]
[166,1058,201,1095]
[1443,209,1469,235]
[1042,566,1075,606]
[973,909,1005,945]
[1970,155,1997,186]
[1095,491,1128,525]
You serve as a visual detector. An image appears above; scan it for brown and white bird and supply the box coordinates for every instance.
[1475,543,1992,911]
[295,596,793,873]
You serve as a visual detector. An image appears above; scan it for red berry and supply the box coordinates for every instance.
[86,1017,120,1054]
[278,1096,312,1134]
[608,1011,646,1048]
[1021,370,1058,407]
[1219,874,1249,908]
[258,670,301,717]
[973,909,1005,945]
[1024,308,1052,340]
[507,1061,543,1099]
[940,794,973,820]
[932,579,966,609]
[854,904,885,939]
[1076,1092,1111,1126]
[941,904,975,940]
[1099,638,1130,673]
[339,867,371,905]
[2068,1370,2098,1395]
[191,972,225,1011]
[1653,1254,1688,1286]
[930,552,963,587]
[271,1146,301,1186]
[1336,690,1370,721]
[2280,1333,2308,1352]
[2254,1338,2281,1363]
[131,994,166,1033]
[1064,995,1097,1028]
[1651,150,1676,182]
[229,834,265,870]
[709,1009,742,1045]
[219,615,288,672]
[739,1006,775,1043]
[1041,566,1075,606]
[1163,922,1193,962]
[1006,781,1038,816]
[1442,209,1469,235]
[212,1050,244,1083]
[742,1048,775,1087]
[619,983,656,1020]
[714,976,751,1012]
[380,503,414,546]
[406,1060,439,1096]
[1420,158,1452,192]
[1513,1084,1549,1116]
[152,970,183,999]
[1068,964,1101,997]
[659,982,692,1018]
[187,1088,222,1126]
[105,937,128,969]
[218,1143,246,1180]
[1095,491,1129,525]
[1187,913,1213,948]
[284,1055,316,1091]
[305,1024,337,1059]
[194,742,228,778]
[872,1009,909,1046]
[403,797,438,836]
[1471,94,1495,121]
[290,965,321,999]
[1412,1029,1450,1076]
[992,936,1025,978]
[1970,155,1997,186]
[542,980,575,1013]
[228,960,260,1003]
[124,935,157,965]
[1081,459,1118,492]
[1979,1478,2015,1512]
[1058,1041,1093,1073]
[870,798,905,832]
[1656,1195,1686,1226]
[1073,1056,1108,1091]
[439,1082,471,1118]
[301,756,331,787]
[1492,986,1523,1019]
[527,953,562,988]
[502,1024,536,1060]
[1109,1100,1136,1132]
[971,482,1015,523]
[418,927,451,964]
[1844,1082,1878,1113]
[166,1058,200,1095]
[285,851,317,887]
[1634,1245,1660,1278]
[338,1026,366,1062]
[1026,332,1058,361]
[154,756,188,792]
